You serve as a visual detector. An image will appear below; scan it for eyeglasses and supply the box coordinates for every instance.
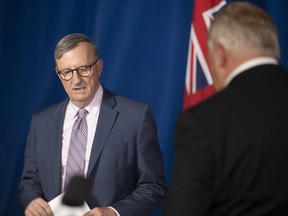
[56,59,99,81]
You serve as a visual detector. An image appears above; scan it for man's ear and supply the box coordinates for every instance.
[209,41,229,91]
[213,42,227,68]
[96,59,104,77]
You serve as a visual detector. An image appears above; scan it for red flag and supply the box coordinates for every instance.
[183,0,226,110]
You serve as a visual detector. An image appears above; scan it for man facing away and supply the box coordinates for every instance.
[163,2,288,216]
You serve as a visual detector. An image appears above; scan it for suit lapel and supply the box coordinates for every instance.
[87,89,118,177]
[49,100,68,195]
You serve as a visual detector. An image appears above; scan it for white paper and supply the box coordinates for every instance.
[49,193,90,216]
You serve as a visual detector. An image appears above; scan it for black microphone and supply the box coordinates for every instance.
[62,175,90,207]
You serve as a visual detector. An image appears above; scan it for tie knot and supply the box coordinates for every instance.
[77,108,88,119]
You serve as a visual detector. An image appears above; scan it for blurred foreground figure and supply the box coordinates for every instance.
[163,2,288,216]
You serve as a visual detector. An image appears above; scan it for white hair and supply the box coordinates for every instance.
[208,2,280,59]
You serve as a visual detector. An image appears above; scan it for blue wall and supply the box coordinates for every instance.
[1,0,287,215]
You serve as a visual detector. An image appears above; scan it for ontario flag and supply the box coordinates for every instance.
[183,0,226,110]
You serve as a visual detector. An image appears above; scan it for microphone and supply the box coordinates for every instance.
[62,175,90,207]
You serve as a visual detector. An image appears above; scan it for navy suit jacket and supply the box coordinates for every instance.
[18,87,167,216]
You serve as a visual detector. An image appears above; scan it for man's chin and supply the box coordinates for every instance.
[70,96,90,107]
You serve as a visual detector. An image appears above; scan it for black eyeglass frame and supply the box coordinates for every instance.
[56,58,100,81]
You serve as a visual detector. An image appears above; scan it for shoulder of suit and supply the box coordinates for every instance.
[33,98,68,117]
[115,94,146,106]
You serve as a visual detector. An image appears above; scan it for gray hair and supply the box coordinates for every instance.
[208,2,280,59]
[54,33,98,60]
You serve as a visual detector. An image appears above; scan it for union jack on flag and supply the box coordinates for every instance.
[183,0,226,110]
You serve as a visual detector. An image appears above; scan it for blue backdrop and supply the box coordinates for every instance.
[1,0,287,215]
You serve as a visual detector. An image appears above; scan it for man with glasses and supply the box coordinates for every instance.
[18,33,167,216]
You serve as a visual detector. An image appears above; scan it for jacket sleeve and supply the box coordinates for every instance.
[18,114,44,211]
[162,109,213,216]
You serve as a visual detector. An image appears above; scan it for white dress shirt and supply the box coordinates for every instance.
[61,85,103,191]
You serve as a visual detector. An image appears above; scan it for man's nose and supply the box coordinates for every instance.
[71,69,82,83]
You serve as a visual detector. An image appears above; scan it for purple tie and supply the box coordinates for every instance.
[64,108,88,191]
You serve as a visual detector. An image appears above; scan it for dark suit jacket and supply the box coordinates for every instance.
[163,64,288,216]
[18,87,167,216]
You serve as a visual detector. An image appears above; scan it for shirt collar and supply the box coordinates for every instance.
[224,57,278,87]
